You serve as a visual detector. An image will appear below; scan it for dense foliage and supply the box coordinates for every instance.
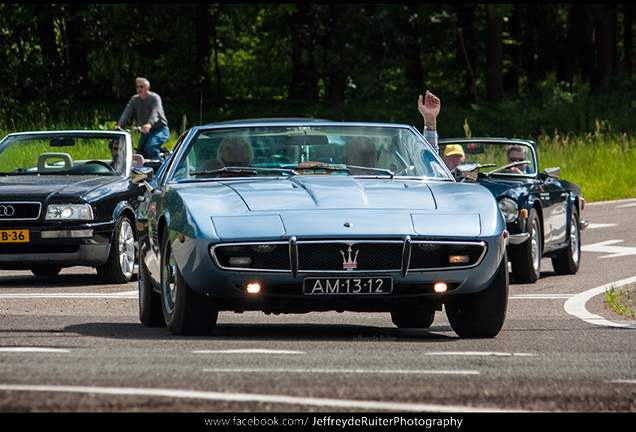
[2,4,636,140]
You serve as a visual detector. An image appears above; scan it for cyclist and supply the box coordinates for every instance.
[115,77,169,160]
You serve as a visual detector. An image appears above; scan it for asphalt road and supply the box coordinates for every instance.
[0,198,635,419]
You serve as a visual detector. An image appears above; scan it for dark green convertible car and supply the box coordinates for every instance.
[440,137,588,284]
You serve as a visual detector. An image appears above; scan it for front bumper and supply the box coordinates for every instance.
[508,232,530,245]
[167,232,507,313]
[0,221,114,269]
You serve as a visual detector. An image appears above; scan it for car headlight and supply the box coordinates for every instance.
[45,204,94,221]
[498,198,519,223]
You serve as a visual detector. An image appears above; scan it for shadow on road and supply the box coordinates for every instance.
[62,321,457,342]
[0,270,138,288]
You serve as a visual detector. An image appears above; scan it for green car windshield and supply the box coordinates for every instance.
[441,140,538,177]
[0,132,130,176]
[171,124,450,181]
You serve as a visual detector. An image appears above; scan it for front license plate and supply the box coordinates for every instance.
[0,229,29,243]
[303,277,392,295]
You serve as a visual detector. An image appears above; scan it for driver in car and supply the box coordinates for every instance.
[342,136,378,174]
[506,144,530,174]
[108,138,125,172]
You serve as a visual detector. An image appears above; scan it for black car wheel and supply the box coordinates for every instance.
[390,309,435,329]
[160,230,218,336]
[97,214,136,284]
[445,252,509,338]
[510,208,542,283]
[138,256,165,327]
[551,208,581,275]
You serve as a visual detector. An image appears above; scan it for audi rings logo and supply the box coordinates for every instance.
[0,205,15,217]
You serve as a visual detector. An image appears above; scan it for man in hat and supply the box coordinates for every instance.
[442,144,465,171]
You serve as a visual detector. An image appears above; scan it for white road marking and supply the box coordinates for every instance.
[616,202,636,208]
[581,240,636,258]
[0,347,69,353]
[425,352,534,357]
[587,223,618,229]
[194,349,305,355]
[0,384,508,412]
[511,294,574,299]
[564,276,636,329]
[585,198,636,207]
[203,368,478,375]
[0,291,137,299]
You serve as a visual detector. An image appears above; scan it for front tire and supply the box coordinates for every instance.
[160,230,218,335]
[509,208,541,283]
[97,214,136,284]
[445,252,509,338]
[138,256,165,327]
[551,208,581,275]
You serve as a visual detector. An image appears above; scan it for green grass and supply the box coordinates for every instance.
[604,285,636,319]
[536,123,636,202]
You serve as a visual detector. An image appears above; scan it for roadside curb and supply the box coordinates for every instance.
[564,276,636,329]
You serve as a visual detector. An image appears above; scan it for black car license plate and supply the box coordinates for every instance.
[303,277,392,295]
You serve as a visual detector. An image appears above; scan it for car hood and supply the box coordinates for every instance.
[0,174,121,203]
[229,176,438,211]
[173,176,501,240]
[475,177,537,200]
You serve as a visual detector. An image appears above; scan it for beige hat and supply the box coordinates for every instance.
[443,144,464,157]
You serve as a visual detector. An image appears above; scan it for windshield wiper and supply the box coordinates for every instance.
[193,166,299,177]
[486,160,532,176]
[345,165,396,177]
[296,162,350,174]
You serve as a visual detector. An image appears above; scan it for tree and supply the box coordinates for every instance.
[485,5,505,102]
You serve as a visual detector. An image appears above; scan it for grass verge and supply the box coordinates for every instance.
[604,285,636,319]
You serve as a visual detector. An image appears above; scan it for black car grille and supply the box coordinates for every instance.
[211,238,487,274]
[297,242,404,271]
[0,202,41,221]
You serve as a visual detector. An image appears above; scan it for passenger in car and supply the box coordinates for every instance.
[216,137,254,167]
[417,90,441,153]
[442,144,465,172]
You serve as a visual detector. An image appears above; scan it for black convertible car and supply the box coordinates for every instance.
[0,130,147,283]
[440,138,588,283]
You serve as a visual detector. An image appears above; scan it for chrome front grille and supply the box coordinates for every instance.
[211,237,487,275]
[0,202,42,221]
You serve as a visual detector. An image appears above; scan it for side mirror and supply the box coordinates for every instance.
[455,163,479,182]
[459,170,477,182]
[543,167,561,179]
[132,166,155,191]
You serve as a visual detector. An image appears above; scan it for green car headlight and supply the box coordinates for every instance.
[45,204,94,221]
[498,198,519,223]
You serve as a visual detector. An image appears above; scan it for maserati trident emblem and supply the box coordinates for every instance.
[340,245,358,270]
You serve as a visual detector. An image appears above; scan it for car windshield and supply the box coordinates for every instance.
[0,132,130,176]
[441,140,537,177]
[170,123,450,181]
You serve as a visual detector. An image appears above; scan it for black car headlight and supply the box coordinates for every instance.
[498,198,519,223]
[45,204,93,221]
